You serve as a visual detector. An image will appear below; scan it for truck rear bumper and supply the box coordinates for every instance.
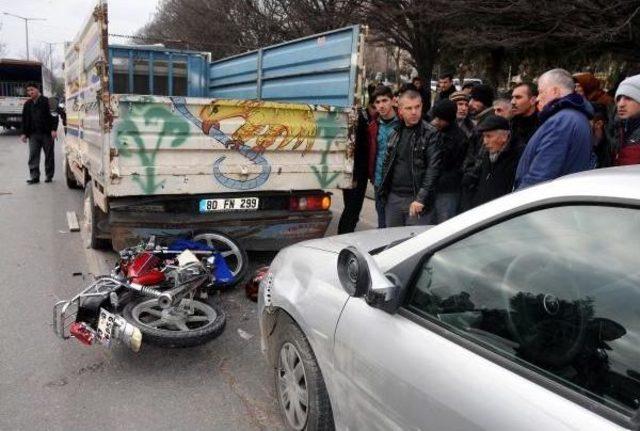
[0,113,22,128]
[109,210,332,251]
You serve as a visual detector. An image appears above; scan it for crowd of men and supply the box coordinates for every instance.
[338,68,640,233]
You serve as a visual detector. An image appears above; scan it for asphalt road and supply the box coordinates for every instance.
[0,130,377,431]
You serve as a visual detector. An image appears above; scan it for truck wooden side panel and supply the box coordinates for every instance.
[108,95,354,196]
[64,0,109,191]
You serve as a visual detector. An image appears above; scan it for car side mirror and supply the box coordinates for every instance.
[365,273,402,314]
[337,246,402,314]
[337,246,370,297]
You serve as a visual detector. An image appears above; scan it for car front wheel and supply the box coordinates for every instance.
[273,314,334,431]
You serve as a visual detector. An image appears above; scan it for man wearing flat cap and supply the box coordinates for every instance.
[465,114,523,208]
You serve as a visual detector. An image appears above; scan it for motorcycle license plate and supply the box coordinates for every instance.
[199,197,259,213]
[96,308,116,346]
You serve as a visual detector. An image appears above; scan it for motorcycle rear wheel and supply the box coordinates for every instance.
[122,298,226,348]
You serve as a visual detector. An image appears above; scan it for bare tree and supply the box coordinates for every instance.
[445,0,640,86]
[140,0,362,60]
[362,0,470,104]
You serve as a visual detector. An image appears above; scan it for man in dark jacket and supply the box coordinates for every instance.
[338,104,371,234]
[515,69,593,190]
[426,99,468,223]
[21,83,59,184]
[436,72,456,102]
[380,90,442,227]
[450,90,474,138]
[510,82,539,151]
[367,85,400,228]
[611,74,640,166]
[468,115,522,208]
[412,76,432,117]
[459,84,495,211]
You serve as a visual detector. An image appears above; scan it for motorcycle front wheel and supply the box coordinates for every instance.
[122,298,226,348]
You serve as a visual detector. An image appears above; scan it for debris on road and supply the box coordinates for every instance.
[237,329,254,340]
[66,211,80,232]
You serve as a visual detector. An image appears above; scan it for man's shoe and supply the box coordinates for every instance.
[44,177,52,183]
[26,178,40,184]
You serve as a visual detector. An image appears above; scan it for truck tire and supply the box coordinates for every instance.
[272,313,335,431]
[122,298,226,348]
[64,155,82,189]
[83,182,111,250]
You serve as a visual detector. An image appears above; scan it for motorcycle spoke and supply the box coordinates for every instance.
[142,308,163,318]
[175,321,190,331]
[147,318,165,328]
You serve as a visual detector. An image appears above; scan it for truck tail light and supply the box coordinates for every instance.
[289,194,331,211]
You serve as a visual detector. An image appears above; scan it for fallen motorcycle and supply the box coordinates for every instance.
[53,234,246,351]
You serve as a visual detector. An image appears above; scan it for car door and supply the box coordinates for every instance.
[332,204,640,431]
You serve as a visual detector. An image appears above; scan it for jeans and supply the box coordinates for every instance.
[384,192,430,227]
[424,192,460,225]
[28,133,54,180]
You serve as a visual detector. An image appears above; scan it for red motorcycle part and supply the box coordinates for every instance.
[131,268,166,285]
[245,265,269,302]
[70,322,95,346]
[126,252,164,285]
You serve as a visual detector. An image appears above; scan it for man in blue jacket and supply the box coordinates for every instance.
[514,69,593,190]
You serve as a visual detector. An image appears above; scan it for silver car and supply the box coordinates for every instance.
[258,166,640,431]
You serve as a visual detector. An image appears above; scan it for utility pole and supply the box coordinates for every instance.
[2,12,46,60]
[39,41,61,71]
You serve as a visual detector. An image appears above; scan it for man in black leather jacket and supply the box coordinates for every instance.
[379,90,442,227]
[21,83,59,184]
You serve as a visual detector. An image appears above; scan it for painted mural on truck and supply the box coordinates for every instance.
[114,95,350,194]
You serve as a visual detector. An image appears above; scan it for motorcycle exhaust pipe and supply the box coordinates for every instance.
[127,283,173,309]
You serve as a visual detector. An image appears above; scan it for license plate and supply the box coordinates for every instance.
[199,197,259,213]
[96,308,116,346]
[8,116,20,122]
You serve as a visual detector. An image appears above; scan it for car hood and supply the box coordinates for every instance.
[298,226,432,255]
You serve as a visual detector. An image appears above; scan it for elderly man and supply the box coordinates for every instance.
[514,69,593,190]
[612,74,640,166]
[380,90,441,227]
[468,115,523,208]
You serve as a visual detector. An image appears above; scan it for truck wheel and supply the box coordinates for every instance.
[64,155,82,189]
[122,298,226,348]
[192,232,248,287]
[83,182,111,250]
[272,314,335,431]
